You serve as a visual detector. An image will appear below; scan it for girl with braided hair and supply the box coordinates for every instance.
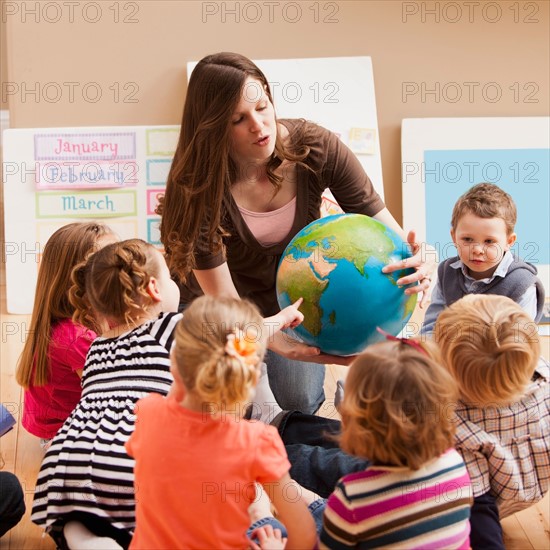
[31,240,305,550]
[31,239,182,549]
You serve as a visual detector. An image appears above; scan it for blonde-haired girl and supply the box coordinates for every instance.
[126,295,318,550]
[321,338,472,550]
[16,222,116,443]
[31,239,182,549]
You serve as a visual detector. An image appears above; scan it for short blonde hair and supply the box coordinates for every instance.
[451,182,517,235]
[435,295,540,406]
[340,340,457,470]
[172,296,267,408]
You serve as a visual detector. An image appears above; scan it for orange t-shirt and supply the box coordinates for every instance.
[126,393,291,549]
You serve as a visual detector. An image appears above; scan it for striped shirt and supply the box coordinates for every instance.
[321,448,472,549]
[454,357,550,518]
[31,312,182,537]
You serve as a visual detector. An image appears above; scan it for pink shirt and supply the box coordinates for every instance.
[22,319,96,439]
[238,196,297,247]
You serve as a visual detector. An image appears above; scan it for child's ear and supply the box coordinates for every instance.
[450,229,457,244]
[507,232,517,249]
[146,277,162,303]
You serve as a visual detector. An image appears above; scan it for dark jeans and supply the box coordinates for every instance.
[247,499,326,540]
[264,350,326,415]
[0,472,26,538]
[277,412,368,498]
[470,492,505,550]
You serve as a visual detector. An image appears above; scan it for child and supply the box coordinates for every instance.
[31,239,182,550]
[422,182,545,335]
[435,294,549,549]
[126,295,318,550]
[321,338,472,549]
[16,222,117,444]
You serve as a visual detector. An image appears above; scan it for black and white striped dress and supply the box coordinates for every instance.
[31,312,182,540]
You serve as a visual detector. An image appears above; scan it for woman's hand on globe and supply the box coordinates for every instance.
[382,230,437,308]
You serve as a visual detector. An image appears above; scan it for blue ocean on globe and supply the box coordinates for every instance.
[276,213,417,355]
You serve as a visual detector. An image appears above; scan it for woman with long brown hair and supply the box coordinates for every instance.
[159,52,434,414]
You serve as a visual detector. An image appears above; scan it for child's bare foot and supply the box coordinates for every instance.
[63,521,123,550]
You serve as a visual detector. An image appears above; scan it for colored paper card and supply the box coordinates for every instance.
[348,128,376,155]
[35,132,136,161]
[36,190,137,218]
[146,128,179,156]
[146,159,172,185]
[147,218,161,245]
[36,161,138,190]
[146,189,164,215]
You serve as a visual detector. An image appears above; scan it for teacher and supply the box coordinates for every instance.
[158,52,434,414]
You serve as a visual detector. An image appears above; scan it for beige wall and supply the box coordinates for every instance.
[1,2,8,110]
[2,0,549,222]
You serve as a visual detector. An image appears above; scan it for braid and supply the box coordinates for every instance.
[69,260,97,331]
[74,239,159,326]
[109,243,153,325]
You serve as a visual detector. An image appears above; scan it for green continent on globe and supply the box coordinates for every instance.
[276,253,336,337]
[277,213,417,355]
[288,216,396,278]
[403,292,417,319]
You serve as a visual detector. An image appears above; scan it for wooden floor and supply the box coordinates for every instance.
[1,288,549,549]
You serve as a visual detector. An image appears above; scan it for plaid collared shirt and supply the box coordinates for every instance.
[454,357,550,518]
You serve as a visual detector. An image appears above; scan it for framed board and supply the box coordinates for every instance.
[2,124,179,313]
[402,117,549,297]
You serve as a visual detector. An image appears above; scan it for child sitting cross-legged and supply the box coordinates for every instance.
[321,336,473,549]
[435,294,550,549]
[126,295,318,550]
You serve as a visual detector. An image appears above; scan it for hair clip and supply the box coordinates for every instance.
[225,330,259,367]
[376,327,428,356]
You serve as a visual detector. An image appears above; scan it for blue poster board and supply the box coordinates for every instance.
[402,117,550,297]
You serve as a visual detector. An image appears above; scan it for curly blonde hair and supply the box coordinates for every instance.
[172,296,267,409]
[340,340,457,470]
[435,294,540,406]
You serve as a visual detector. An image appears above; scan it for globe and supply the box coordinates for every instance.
[276,213,418,355]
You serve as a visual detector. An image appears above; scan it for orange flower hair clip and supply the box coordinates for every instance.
[224,330,259,367]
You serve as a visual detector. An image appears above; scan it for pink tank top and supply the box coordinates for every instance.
[238,196,297,246]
